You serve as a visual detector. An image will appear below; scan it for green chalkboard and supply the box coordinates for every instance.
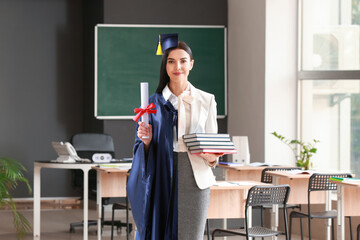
[95,24,226,119]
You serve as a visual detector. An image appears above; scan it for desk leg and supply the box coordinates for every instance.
[82,169,89,240]
[223,168,228,239]
[337,186,345,240]
[97,170,102,240]
[271,177,279,240]
[33,165,41,240]
[248,206,253,240]
[325,191,331,240]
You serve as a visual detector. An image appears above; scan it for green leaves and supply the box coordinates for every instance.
[271,132,319,170]
[0,157,32,239]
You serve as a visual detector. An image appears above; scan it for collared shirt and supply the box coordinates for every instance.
[162,84,191,152]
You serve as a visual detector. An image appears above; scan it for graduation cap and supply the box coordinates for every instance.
[156,33,178,55]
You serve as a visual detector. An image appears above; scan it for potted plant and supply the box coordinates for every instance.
[0,157,32,239]
[271,132,319,170]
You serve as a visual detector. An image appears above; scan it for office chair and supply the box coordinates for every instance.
[212,184,291,240]
[289,173,353,240]
[111,169,132,240]
[69,133,123,233]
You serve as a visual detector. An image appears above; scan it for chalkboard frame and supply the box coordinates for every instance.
[95,24,227,119]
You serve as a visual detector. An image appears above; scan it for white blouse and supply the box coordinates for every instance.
[162,84,192,152]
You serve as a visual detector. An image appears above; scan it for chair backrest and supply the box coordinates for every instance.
[245,185,291,235]
[246,185,290,208]
[308,173,352,192]
[72,133,115,159]
[261,167,302,183]
[71,133,115,191]
[307,173,352,214]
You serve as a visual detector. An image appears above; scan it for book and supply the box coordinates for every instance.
[189,148,237,154]
[329,177,360,182]
[184,137,231,143]
[218,161,243,166]
[183,133,230,139]
[97,163,132,169]
[186,141,234,147]
[188,145,236,151]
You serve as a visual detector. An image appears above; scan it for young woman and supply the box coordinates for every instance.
[127,41,222,240]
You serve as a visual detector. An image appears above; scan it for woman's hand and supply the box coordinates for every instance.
[137,121,152,148]
[199,153,224,167]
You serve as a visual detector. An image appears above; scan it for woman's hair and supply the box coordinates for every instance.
[155,41,193,93]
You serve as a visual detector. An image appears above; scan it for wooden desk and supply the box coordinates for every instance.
[330,180,360,240]
[93,165,131,240]
[208,181,268,219]
[33,161,96,240]
[33,162,131,240]
[217,164,267,181]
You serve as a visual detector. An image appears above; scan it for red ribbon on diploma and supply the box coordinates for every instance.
[133,103,157,122]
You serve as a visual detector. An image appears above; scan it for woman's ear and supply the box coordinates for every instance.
[189,59,194,71]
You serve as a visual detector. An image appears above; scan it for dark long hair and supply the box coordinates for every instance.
[155,41,193,93]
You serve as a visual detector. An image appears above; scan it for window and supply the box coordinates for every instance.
[299,0,360,175]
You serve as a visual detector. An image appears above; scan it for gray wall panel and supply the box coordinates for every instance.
[0,0,83,197]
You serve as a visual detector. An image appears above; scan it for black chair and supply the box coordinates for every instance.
[259,167,303,226]
[289,173,353,240]
[69,133,123,233]
[111,169,132,240]
[212,184,291,240]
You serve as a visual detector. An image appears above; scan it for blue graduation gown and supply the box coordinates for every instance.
[127,93,178,240]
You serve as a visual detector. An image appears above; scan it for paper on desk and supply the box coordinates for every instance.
[214,182,237,187]
[286,170,315,175]
[228,181,257,186]
[247,162,272,167]
[214,181,255,187]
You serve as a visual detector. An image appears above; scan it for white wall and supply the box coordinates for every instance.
[264,0,298,166]
[228,0,298,165]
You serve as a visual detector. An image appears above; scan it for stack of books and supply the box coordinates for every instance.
[183,133,237,154]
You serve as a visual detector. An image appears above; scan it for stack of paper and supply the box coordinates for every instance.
[183,133,237,154]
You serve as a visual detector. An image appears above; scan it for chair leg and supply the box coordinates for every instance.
[126,198,129,240]
[299,205,303,240]
[289,213,294,240]
[206,219,210,240]
[348,217,353,240]
[331,218,335,240]
[111,207,115,240]
[261,207,264,240]
[308,216,311,240]
[357,224,360,240]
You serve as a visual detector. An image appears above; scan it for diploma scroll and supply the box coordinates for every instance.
[141,82,149,138]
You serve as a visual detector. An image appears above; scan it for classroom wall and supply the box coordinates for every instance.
[228,0,298,164]
[0,0,84,198]
[0,0,227,198]
[264,0,297,165]
[228,0,266,163]
[0,0,296,199]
